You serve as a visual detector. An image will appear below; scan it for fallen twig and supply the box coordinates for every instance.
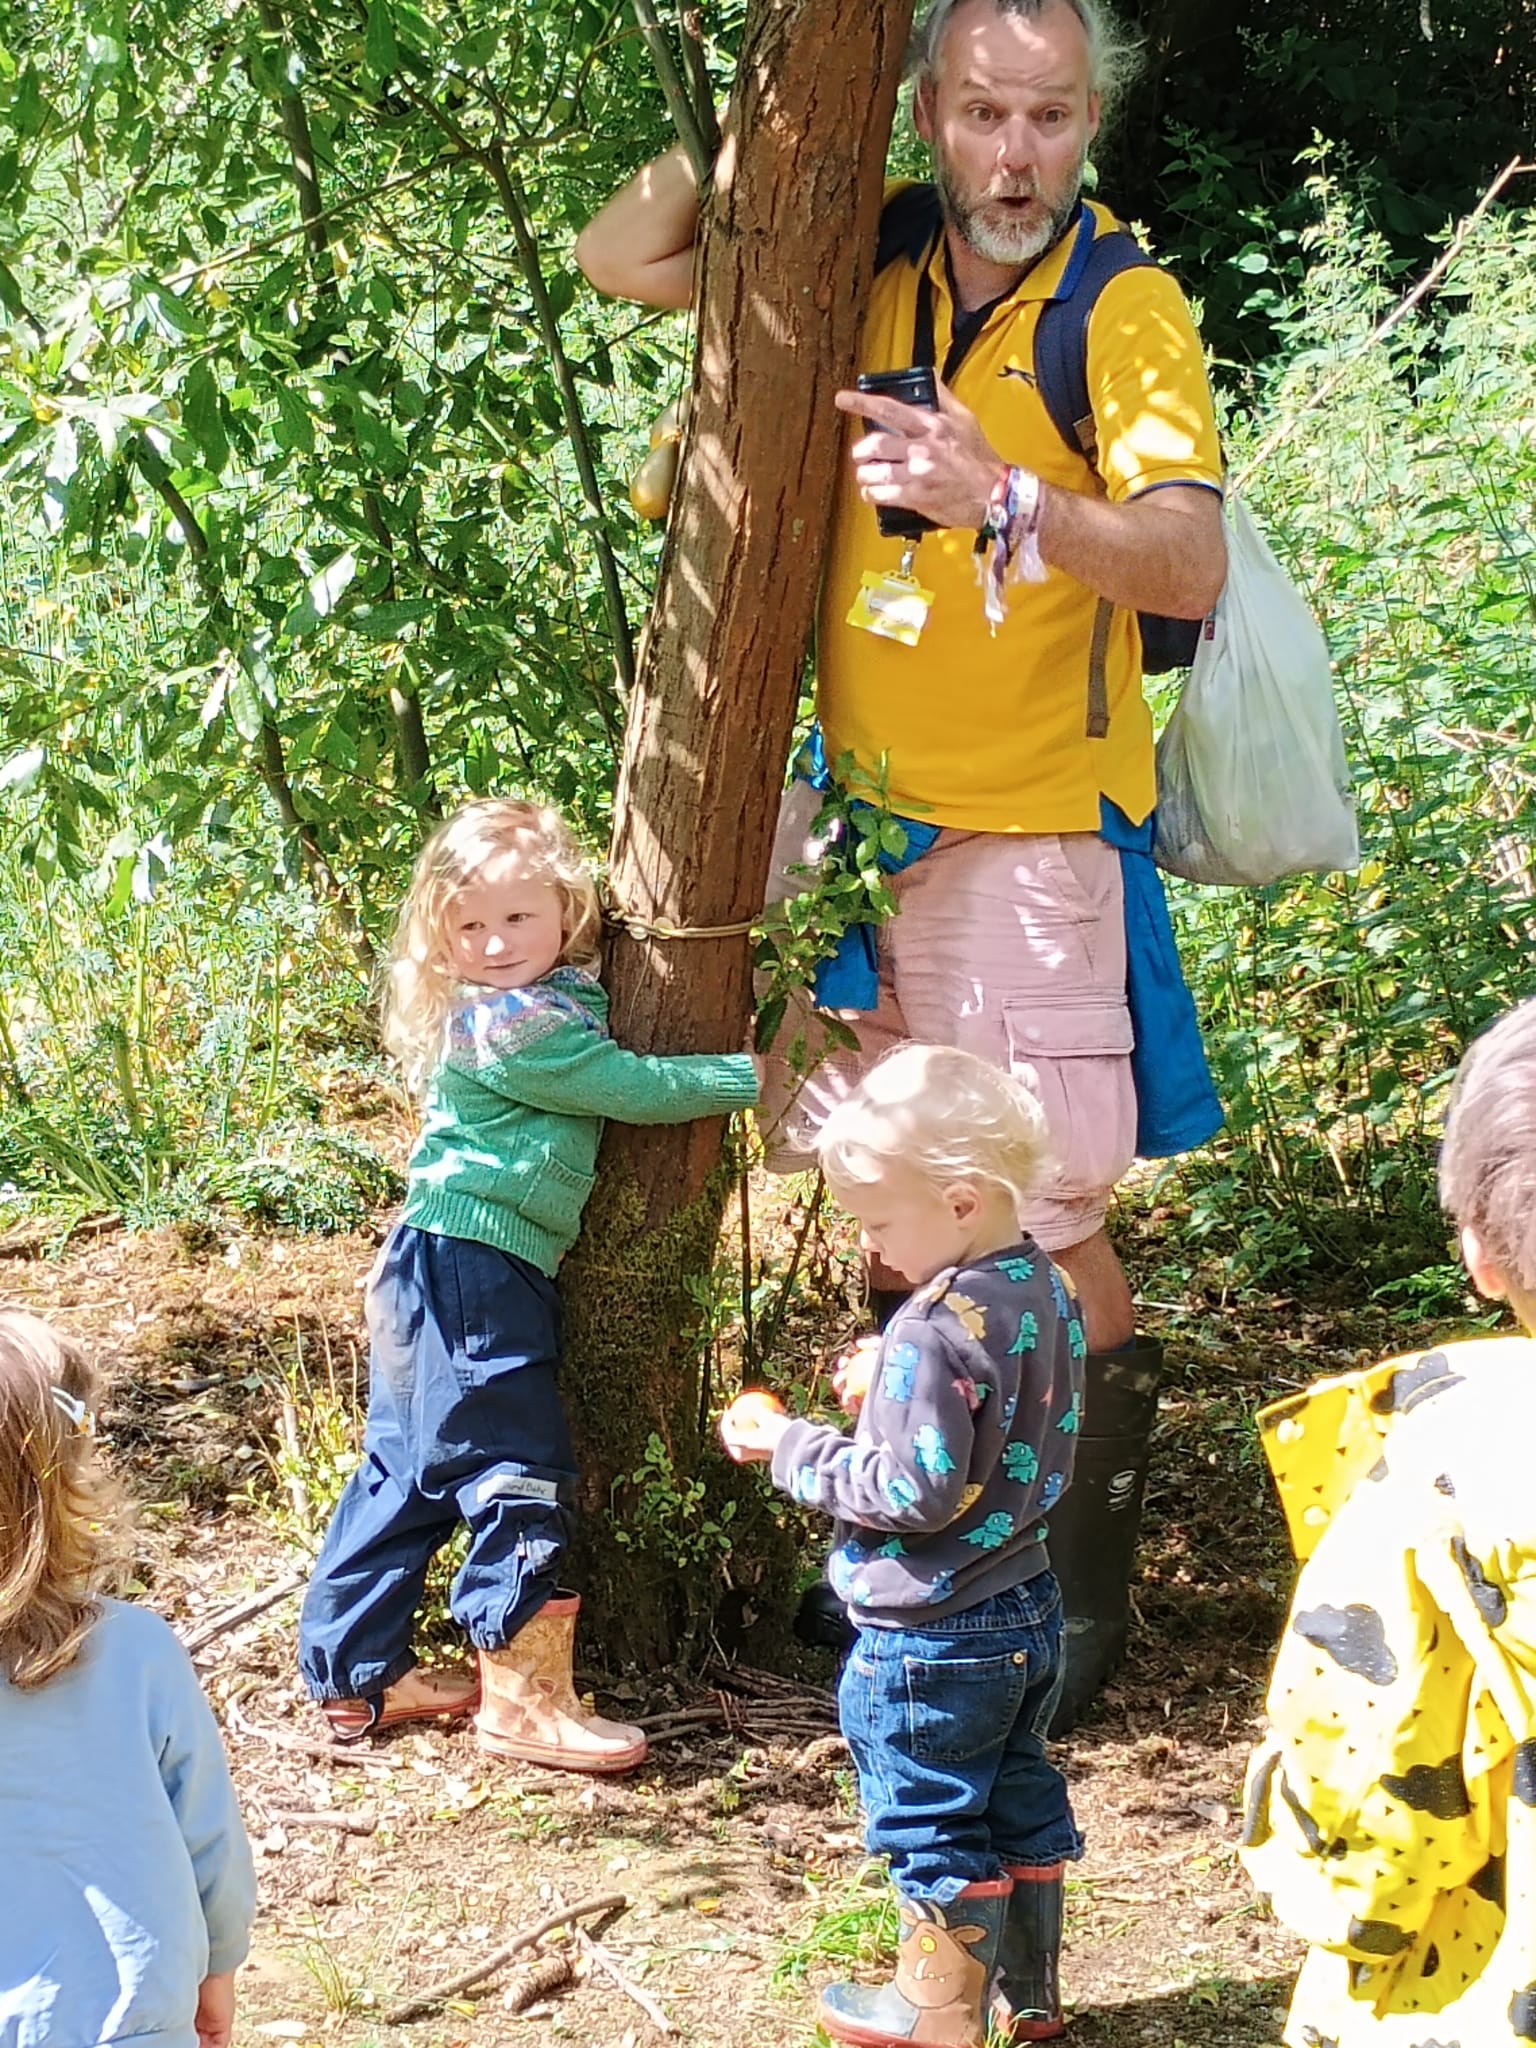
[574,1924,676,2036]
[180,1572,308,1654]
[226,1693,390,1771]
[499,1950,576,2012]
[639,1692,839,1744]
[266,1807,377,1836]
[382,1892,628,2025]
[705,1661,834,1710]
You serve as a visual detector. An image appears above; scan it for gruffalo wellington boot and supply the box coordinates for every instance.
[991,1863,1066,2042]
[475,1591,647,1775]
[819,1876,1012,2047]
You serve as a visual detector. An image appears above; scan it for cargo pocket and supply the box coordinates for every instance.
[1004,994,1137,1198]
[519,1149,597,1239]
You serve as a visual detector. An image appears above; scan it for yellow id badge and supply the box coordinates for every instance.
[845,571,934,647]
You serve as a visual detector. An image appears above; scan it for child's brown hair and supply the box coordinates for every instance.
[1439,997,1536,1298]
[0,1311,125,1689]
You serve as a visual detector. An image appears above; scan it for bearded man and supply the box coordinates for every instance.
[579,0,1228,1728]
[581,0,1224,1336]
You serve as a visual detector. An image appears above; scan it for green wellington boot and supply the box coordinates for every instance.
[1047,1336,1164,1733]
[991,1862,1066,2042]
[819,1876,1012,2048]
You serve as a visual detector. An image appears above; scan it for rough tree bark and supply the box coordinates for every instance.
[559,0,916,1669]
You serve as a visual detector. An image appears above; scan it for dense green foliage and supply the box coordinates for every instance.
[0,0,1533,1285]
[1112,0,1535,361]
[1164,184,1536,1287]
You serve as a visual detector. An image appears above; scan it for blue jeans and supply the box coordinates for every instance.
[299,1225,577,1701]
[838,1575,1083,1905]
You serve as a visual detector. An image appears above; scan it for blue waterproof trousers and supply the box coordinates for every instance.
[299,1224,576,1702]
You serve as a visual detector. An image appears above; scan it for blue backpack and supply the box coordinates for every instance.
[874,183,1203,700]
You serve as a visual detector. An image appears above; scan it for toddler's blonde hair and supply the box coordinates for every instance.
[0,1311,126,1690]
[383,798,602,1097]
[815,1043,1050,1212]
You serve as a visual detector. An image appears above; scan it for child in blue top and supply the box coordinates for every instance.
[298,797,760,1773]
[722,1044,1085,2047]
[0,1310,255,2048]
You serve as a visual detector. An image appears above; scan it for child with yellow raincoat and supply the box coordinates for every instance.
[1241,997,1536,2046]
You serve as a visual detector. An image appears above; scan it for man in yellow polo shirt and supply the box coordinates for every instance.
[576,0,1227,1356]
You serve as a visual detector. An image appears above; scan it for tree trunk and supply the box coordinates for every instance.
[560,0,915,1669]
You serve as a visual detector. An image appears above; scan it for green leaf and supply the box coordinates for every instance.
[272,384,315,456]
[0,259,22,320]
[347,597,435,639]
[12,63,48,137]
[284,550,357,638]
[545,270,575,322]
[227,667,264,743]
[365,0,398,76]
[43,418,78,531]
[181,360,228,475]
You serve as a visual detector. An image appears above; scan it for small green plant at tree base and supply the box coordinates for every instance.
[611,1432,738,1578]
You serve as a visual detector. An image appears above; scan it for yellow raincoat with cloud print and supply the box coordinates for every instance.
[1241,1336,1536,2047]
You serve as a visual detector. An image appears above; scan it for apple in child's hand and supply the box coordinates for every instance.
[720,1388,788,1463]
[833,1335,882,1416]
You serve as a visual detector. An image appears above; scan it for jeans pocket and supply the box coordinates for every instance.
[902,1648,1032,1765]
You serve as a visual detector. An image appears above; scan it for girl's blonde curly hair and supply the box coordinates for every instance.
[0,1311,126,1690]
[383,798,602,1098]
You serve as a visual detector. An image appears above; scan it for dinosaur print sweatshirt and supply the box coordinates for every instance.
[769,1244,1085,1626]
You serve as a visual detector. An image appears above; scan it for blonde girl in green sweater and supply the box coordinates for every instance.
[298,798,760,1772]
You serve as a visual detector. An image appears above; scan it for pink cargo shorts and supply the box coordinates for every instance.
[758,781,1137,1251]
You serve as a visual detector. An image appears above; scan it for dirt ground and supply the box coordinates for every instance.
[3,1206,1438,2048]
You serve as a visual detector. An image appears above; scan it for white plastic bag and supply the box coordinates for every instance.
[1152,496,1358,887]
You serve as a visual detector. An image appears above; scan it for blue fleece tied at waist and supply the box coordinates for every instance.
[792,732,1222,1161]
[1098,797,1224,1159]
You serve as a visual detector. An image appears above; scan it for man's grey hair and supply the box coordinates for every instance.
[907,0,1143,125]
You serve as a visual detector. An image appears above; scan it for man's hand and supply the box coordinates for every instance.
[195,1973,237,2048]
[835,379,1002,532]
[832,1335,883,1417]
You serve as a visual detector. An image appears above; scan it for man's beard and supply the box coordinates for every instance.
[933,142,1087,270]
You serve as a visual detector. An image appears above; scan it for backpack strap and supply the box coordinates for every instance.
[1033,220,1156,467]
[1034,221,1160,737]
[875,182,942,277]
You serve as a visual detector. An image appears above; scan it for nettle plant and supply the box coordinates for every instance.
[1154,184,1536,1287]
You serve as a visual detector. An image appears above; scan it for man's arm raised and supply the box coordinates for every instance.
[574,144,702,310]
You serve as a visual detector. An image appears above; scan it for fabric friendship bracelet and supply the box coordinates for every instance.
[975,463,1047,629]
